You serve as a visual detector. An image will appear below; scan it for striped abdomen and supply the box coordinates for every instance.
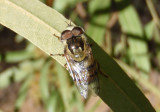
[71,54,100,95]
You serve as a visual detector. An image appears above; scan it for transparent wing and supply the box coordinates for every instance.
[65,56,89,99]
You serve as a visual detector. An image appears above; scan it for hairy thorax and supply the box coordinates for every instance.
[66,36,86,61]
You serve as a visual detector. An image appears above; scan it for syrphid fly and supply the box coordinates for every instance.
[51,21,106,99]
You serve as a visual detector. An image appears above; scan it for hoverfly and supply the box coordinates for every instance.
[51,22,106,99]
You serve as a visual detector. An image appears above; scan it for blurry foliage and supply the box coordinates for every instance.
[0,0,160,112]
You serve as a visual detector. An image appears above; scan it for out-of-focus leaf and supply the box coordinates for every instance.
[75,89,84,112]
[14,59,45,81]
[47,91,58,112]
[18,61,35,72]
[114,35,126,56]
[67,86,81,112]
[0,67,15,88]
[55,62,71,111]
[18,59,45,71]
[53,0,76,13]
[0,59,44,88]
[57,93,65,112]
[86,0,111,45]
[55,62,84,112]
[13,67,28,82]
[15,74,33,109]
[144,21,155,40]
[15,35,25,43]
[117,3,151,72]
[154,26,160,43]
[40,60,50,103]
[5,50,33,62]
[32,59,45,70]
[117,60,160,100]
[73,16,84,27]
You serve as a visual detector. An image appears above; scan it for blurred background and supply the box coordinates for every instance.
[0,0,160,112]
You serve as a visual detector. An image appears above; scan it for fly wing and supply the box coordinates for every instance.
[65,55,89,99]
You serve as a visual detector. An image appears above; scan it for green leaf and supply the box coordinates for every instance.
[55,62,70,112]
[15,74,33,109]
[117,60,160,100]
[40,60,50,103]
[53,0,76,13]
[89,37,155,112]
[144,21,155,40]
[0,0,67,66]
[117,4,151,73]
[86,0,111,45]
[0,67,14,88]
[5,50,33,62]
[0,0,155,112]
[47,91,58,112]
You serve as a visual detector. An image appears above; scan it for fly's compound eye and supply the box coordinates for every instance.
[61,30,72,40]
[72,27,84,36]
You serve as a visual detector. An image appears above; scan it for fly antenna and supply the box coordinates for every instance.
[65,19,72,26]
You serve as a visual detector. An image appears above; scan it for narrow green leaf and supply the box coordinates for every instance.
[40,60,50,103]
[55,62,70,112]
[0,0,155,112]
[15,74,33,109]
[5,50,33,62]
[117,60,160,100]
[47,91,58,112]
[89,37,155,112]
[0,0,67,66]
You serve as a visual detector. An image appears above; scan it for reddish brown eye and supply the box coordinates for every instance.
[61,30,72,40]
[72,27,84,36]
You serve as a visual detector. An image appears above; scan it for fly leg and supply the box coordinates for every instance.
[65,19,72,26]
[53,34,61,40]
[50,54,64,57]
[50,53,68,70]
[64,63,68,70]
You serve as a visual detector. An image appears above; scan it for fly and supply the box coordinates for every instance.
[50,21,107,99]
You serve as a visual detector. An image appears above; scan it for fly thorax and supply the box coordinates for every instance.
[67,36,86,61]
[72,47,86,61]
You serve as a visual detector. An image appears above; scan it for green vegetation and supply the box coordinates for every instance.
[0,0,160,112]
